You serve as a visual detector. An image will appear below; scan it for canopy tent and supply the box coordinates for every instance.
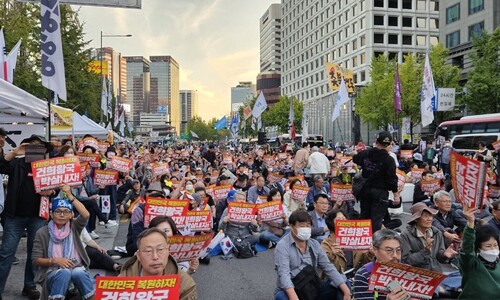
[51,111,108,138]
[0,79,48,124]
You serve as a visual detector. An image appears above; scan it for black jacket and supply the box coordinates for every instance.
[353,147,398,193]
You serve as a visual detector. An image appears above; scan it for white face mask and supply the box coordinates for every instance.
[185,184,194,191]
[295,227,311,241]
[479,249,500,262]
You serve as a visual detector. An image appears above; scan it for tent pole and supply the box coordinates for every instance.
[47,90,52,146]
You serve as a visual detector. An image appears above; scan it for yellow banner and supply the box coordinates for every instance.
[325,63,355,93]
[50,104,73,130]
[88,60,109,75]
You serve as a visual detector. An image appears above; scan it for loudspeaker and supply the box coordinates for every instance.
[257,131,267,145]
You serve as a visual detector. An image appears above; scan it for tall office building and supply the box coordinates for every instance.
[180,90,199,133]
[125,56,150,125]
[440,0,494,83]
[150,56,180,135]
[231,81,256,113]
[281,0,439,142]
[95,47,127,104]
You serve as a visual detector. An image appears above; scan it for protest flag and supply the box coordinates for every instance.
[331,77,349,122]
[421,53,435,127]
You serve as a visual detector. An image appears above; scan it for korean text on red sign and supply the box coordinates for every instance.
[143,197,189,228]
[32,156,82,193]
[450,151,487,208]
[95,275,181,300]
[334,219,372,250]
[168,234,213,262]
[330,183,355,202]
[257,201,283,222]
[110,156,133,173]
[93,169,118,186]
[228,202,257,224]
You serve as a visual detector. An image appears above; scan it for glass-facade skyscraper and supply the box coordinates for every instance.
[125,56,150,125]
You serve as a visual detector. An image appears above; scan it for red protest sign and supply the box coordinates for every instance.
[489,185,500,199]
[420,179,441,193]
[81,137,98,152]
[168,234,213,262]
[110,156,133,173]
[185,210,212,231]
[143,197,189,228]
[77,152,101,168]
[263,155,274,166]
[97,141,109,154]
[450,151,487,208]
[400,150,413,160]
[80,162,89,176]
[330,183,355,202]
[32,156,82,192]
[152,162,170,177]
[285,175,305,192]
[222,155,233,165]
[291,185,310,200]
[369,261,446,300]
[39,196,50,220]
[228,202,257,224]
[278,153,287,160]
[335,219,372,250]
[411,168,425,181]
[95,275,181,300]
[212,185,232,201]
[396,169,406,190]
[257,201,283,222]
[267,172,284,184]
[93,169,118,186]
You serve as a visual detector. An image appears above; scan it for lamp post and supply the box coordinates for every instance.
[99,31,132,125]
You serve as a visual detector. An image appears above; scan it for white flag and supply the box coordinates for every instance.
[252,91,268,118]
[0,29,6,80]
[301,108,308,144]
[190,130,199,139]
[107,79,113,117]
[114,105,120,127]
[41,0,67,100]
[331,78,350,122]
[421,53,435,127]
[101,77,108,118]
[5,39,21,83]
[118,110,125,136]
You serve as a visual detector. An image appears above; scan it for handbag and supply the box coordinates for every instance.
[291,247,321,300]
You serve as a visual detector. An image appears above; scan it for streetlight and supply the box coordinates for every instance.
[99,31,132,125]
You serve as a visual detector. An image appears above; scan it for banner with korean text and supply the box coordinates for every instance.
[228,202,257,224]
[368,261,446,299]
[95,275,180,300]
[396,169,406,190]
[291,185,309,200]
[93,169,118,186]
[335,219,372,250]
[110,156,133,173]
[411,168,425,181]
[420,179,441,193]
[152,162,170,177]
[211,185,232,201]
[330,183,355,202]
[400,150,413,160]
[143,198,189,228]
[450,151,487,208]
[168,234,213,262]
[185,210,212,232]
[32,156,81,192]
[257,201,283,222]
[325,63,355,93]
[78,152,101,168]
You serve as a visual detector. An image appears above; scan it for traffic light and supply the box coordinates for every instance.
[258,131,267,145]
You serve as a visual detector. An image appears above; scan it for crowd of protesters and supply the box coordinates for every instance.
[0,127,500,300]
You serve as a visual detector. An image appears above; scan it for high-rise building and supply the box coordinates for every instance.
[180,90,199,133]
[281,0,439,142]
[439,0,493,83]
[150,56,180,135]
[95,47,127,104]
[125,56,150,125]
[231,81,256,113]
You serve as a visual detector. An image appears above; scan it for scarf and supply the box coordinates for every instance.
[48,220,74,261]
[479,255,499,270]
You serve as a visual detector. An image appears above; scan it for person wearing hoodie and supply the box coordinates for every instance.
[353,131,398,232]
[120,228,197,300]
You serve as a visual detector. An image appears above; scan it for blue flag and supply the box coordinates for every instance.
[214,116,227,131]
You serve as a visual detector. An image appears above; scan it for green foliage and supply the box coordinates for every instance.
[262,95,303,133]
[465,28,500,114]
[186,116,229,141]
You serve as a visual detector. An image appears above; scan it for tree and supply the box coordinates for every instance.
[464,28,500,114]
[262,95,303,133]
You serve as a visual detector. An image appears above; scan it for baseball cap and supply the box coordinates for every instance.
[413,153,423,162]
[376,131,392,146]
[227,190,237,202]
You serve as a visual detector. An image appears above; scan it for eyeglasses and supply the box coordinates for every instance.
[53,209,72,216]
[438,200,452,204]
[140,247,168,257]
[378,247,402,256]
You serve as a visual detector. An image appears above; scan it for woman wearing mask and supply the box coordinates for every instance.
[458,206,500,299]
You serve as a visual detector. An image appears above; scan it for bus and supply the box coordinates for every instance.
[436,113,500,141]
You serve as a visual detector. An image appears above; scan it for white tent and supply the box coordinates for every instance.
[51,112,108,138]
[0,79,48,124]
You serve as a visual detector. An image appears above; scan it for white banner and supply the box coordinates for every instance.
[420,53,435,127]
[41,0,67,100]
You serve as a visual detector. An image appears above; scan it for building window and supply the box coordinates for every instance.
[430,19,439,29]
[431,1,439,11]
[360,35,366,46]
[388,16,398,26]
[469,22,484,40]
[402,35,412,45]
[402,17,412,27]
[360,17,365,29]
[430,36,438,46]
[388,34,398,44]
[388,0,398,8]
[352,40,357,50]
[417,18,426,28]
[388,52,398,60]
[374,33,384,43]
[374,0,384,8]
[417,0,426,10]
[469,0,484,15]
[374,15,384,26]
[416,35,426,46]
[352,56,358,67]
[361,70,366,82]
[446,30,460,48]
[402,0,412,9]
[446,4,460,24]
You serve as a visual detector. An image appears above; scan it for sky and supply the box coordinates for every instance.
[76,0,278,121]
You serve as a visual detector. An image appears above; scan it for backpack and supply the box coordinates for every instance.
[231,236,255,259]
[352,172,369,200]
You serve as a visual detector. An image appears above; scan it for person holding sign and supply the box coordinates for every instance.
[32,184,95,300]
[459,205,500,299]
[353,228,412,300]
[258,189,289,248]
[274,210,351,300]
[247,175,270,203]
[120,228,197,300]
[0,134,54,300]
[283,179,307,215]
[412,171,437,204]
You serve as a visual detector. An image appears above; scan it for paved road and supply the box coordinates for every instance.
[2,202,457,300]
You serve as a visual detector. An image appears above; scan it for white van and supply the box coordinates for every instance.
[450,133,500,154]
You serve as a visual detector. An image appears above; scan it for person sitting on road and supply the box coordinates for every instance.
[32,185,95,300]
[258,189,289,248]
[118,179,146,215]
[273,210,351,300]
[219,191,261,248]
[353,228,411,300]
[247,175,270,203]
[305,175,331,210]
[431,190,467,248]
[283,179,307,215]
[309,193,332,242]
[412,170,437,204]
[80,228,122,273]
[120,228,197,300]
